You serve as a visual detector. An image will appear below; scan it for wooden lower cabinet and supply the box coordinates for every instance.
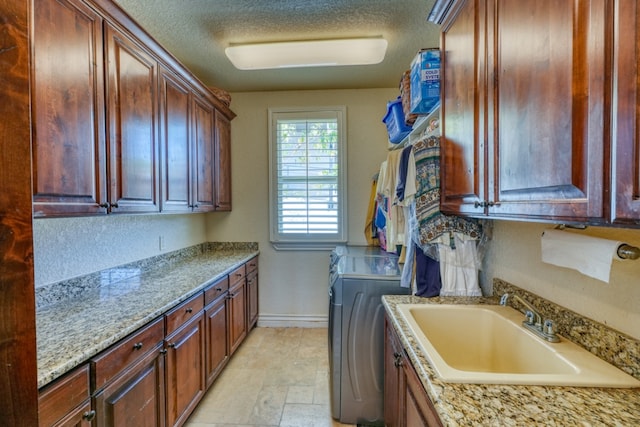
[384,316,443,427]
[93,344,165,427]
[39,364,93,427]
[91,318,165,427]
[205,293,229,388]
[165,296,206,427]
[246,257,259,330]
[228,266,248,355]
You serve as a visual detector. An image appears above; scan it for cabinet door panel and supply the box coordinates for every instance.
[205,296,229,388]
[440,0,487,215]
[612,0,640,224]
[94,346,165,427]
[488,0,607,220]
[106,24,159,213]
[32,0,107,217]
[165,313,205,427]
[228,281,247,355]
[160,68,191,212]
[192,96,215,212]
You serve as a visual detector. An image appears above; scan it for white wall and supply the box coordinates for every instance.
[482,221,640,340]
[206,88,398,326]
[33,213,207,287]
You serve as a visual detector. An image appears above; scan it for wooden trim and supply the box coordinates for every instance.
[0,0,38,424]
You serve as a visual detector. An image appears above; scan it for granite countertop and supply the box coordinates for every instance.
[36,242,259,389]
[382,294,640,426]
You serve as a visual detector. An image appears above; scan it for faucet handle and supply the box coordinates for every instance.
[524,310,536,325]
[543,319,556,335]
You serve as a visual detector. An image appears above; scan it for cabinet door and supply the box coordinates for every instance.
[383,318,404,427]
[487,0,607,220]
[105,23,160,214]
[204,295,229,388]
[611,0,640,225]
[214,110,232,211]
[159,67,191,213]
[165,312,206,427]
[228,279,247,355]
[439,0,488,216]
[247,268,259,330]
[93,345,165,427]
[31,0,107,217]
[192,95,216,212]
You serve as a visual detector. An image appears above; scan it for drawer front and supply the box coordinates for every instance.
[39,364,90,427]
[92,317,164,390]
[229,264,246,287]
[204,276,229,306]
[165,292,205,336]
[246,256,259,274]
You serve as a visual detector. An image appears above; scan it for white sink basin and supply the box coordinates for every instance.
[397,304,640,387]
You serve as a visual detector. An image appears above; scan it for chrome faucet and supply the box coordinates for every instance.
[500,293,560,343]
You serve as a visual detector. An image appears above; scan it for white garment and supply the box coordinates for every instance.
[436,232,482,297]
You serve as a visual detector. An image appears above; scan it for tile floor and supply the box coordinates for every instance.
[185,327,357,427]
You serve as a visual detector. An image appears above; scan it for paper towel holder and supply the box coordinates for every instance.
[617,244,640,260]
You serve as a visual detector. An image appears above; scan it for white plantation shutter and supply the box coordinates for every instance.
[269,107,347,249]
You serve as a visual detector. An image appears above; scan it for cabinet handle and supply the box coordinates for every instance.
[82,410,96,421]
[487,201,501,207]
[216,287,223,292]
[185,307,193,313]
[98,203,109,209]
[159,349,167,355]
[193,204,199,208]
[235,273,242,277]
[133,342,143,351]
[110,202,119,208]
[474,200,486,208]
[168,343,176,349]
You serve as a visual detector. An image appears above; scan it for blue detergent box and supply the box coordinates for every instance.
[410,49,441,114]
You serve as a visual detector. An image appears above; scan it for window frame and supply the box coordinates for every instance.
[268,106,348,250]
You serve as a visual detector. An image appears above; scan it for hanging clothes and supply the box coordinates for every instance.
[434,232,482,297]
[364,177,380,246]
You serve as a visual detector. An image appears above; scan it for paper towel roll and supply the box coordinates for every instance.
[540,229,623,283]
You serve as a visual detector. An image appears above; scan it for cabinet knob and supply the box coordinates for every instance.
[185,307,193,313]
[133,342,143,350]
[82,410,96,421]
[159,349,167,355]
[168,343,176,349]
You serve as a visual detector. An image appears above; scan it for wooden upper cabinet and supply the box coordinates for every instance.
[31,0,107,217]
[105,23,160,214]
[487,0,607,221]
[159,67,192,213]
[436,0,609,222]
[439,0,487,216]
[192,95,216,212]
[611,0,640,225]
[214,110,232,211]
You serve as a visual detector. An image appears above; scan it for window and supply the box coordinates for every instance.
[269,107,347,250]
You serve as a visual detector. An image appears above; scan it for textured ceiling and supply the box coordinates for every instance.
[113,0,440,92]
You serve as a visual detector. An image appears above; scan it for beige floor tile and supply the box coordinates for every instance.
[185,327,356,427]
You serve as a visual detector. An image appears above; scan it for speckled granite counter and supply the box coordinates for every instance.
[383,282,640,426]
[36,242,259,389]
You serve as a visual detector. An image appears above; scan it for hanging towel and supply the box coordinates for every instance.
[436,232,482,297]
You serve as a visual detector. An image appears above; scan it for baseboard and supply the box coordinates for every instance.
[257,313,328,328]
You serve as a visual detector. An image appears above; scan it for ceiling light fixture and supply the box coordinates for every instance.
[225,38,388,70]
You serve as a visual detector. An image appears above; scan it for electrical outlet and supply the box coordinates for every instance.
[159,235,165,251]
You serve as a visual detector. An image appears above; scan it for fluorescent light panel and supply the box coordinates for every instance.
[225,38,388,70]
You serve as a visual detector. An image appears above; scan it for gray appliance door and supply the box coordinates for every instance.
[328,282,342,419]
[339,278,409,425]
